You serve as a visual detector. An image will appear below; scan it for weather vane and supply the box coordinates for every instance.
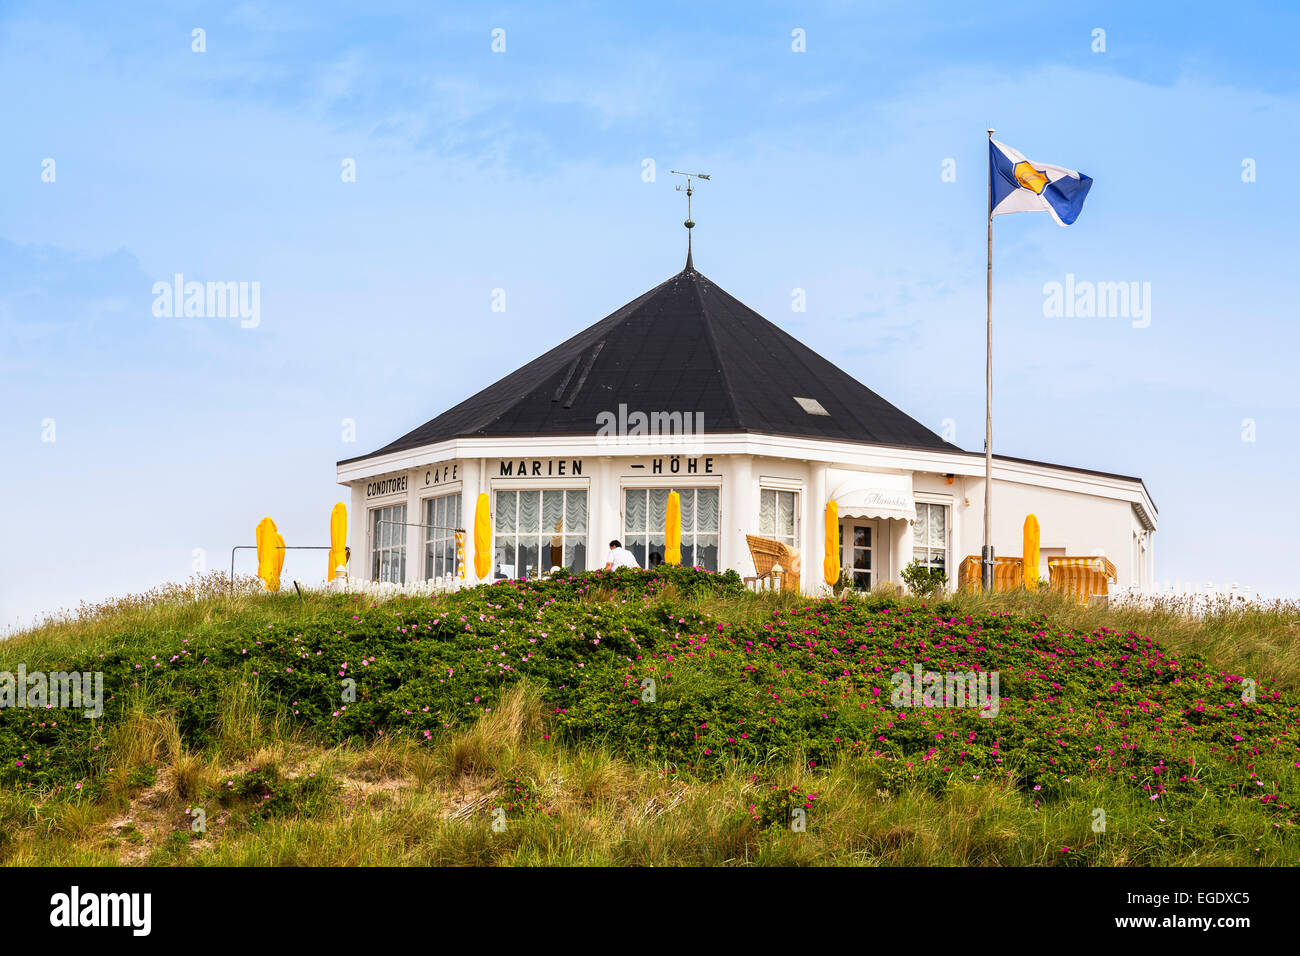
[671,169,710,269]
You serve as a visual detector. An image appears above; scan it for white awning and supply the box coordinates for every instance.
[828,469,916,522]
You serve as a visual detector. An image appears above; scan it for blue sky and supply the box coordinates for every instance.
[2,0,1298,628]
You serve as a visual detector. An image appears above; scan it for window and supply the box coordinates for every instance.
[623,487,719,571]
[849,523,872,590]
[424,493,462,581]
[913,502,948,577]
[759,488,799,551]
[370,504,407,583]
[793,396,830,416]
[493,489,587,579]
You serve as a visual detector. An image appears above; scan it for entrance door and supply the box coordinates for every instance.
[848,522,873,590]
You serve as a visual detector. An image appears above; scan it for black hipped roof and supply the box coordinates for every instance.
[340,264,957,465]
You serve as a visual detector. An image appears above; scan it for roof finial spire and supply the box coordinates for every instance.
[671,170,709,271]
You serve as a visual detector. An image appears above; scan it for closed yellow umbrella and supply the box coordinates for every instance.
[823,500,840,586]
[328,502,348,581]
[1023,513,1040,589]
[664,491,682,565]
[272,532,286,590]
[255,517,279,591]
[473,493,492,580]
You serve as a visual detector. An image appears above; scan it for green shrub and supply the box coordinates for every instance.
[1,565,1296,852]
[220,766,339,823]
[750,781,819,830]
[901,559,947,598]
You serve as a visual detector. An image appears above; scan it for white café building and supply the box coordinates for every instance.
[336,255,1157,594]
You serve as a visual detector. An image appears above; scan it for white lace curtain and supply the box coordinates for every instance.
[626,488,718,534]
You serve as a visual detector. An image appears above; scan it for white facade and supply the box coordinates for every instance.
[336,432,1157,594]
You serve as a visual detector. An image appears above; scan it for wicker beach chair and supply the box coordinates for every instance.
[745,534,801,593]
[956,555,1025,593]
[1049,556,1117,604]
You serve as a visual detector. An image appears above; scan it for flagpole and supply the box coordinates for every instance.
[982,128,995,594]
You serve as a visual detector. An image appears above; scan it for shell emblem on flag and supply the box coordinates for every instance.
[990,138,1092,227]
[1013,161,1048,194]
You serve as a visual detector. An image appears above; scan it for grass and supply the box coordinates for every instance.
[1,568,1297,866]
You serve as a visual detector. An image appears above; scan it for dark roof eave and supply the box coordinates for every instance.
[338,435,1155,515]
[337,427,961,469]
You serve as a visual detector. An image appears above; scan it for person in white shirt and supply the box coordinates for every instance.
[604,540,642,571]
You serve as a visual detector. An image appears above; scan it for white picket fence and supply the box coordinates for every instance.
[1108,580,1266,614]
[333,576,464,599]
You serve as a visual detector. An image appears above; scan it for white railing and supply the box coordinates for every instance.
[332,575,466,599]
[1108,581,1269,615]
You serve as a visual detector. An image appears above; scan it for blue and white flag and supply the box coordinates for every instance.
[989,139,1092,226]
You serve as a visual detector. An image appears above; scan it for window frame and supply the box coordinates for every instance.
[491,485,589,580]
[369,502,408,584]
[422,491,463,581]
[911,500,951,582]
[758,487,800,552]
[847,520,874,590]
[620,484,721,572]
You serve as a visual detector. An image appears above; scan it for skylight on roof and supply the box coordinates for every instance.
[793,396,830,416]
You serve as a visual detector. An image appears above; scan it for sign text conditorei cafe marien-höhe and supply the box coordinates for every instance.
[365,474,408,499]
[498,459,583,477]
[497,457,716,477]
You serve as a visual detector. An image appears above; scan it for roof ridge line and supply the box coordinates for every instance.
[340,264,961,466]
[687,272,746,433]
[707,279,954,450]
[462,274,690,439]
